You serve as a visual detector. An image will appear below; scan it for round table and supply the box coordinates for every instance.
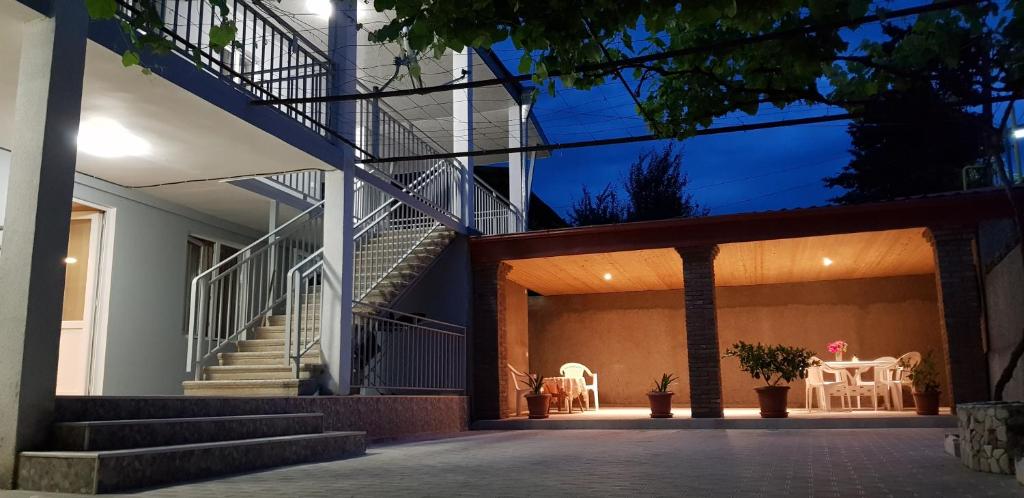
[542,376,587,413]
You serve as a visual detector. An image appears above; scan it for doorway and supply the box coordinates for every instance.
[56,202,106,395]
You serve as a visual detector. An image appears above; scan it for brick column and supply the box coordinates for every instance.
[676,246,725,418]
[471,262,511,420]
[925,227,990,405]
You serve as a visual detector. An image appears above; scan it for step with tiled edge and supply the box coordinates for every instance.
[18,431,365,494]
[203,363,321,381]
[218,350,321,366]
[182,378,318,396]
[51,413,324,451]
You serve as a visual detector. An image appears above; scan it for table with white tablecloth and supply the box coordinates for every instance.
[542,376,587,413]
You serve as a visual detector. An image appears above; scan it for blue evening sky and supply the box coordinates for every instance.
[483,1,1016,219]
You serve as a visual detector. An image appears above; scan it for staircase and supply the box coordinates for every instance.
[16,403,365,494]
[183,224,457,396]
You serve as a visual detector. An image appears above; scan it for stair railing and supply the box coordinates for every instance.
[284,248,324,374]
[351,301,467,392]
[474,176,522,235]
[186,201,325,378]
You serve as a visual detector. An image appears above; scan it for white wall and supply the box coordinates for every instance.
[73,175,257,395]
[985,244,1024,402]
[0,148,10,239]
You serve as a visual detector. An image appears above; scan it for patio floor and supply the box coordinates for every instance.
[473,406,957,430]
[6,428,1017,497]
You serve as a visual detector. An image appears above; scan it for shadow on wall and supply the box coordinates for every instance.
[527,274,948,408]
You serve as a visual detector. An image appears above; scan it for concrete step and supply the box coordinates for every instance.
[182,378,317,396]
[50,413,324,451]
[203,364,321,381]
[218,351,320,367]
[17,431,365,494]
[237,339,285,353]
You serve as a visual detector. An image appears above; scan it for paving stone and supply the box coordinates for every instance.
[5,428,1021,497]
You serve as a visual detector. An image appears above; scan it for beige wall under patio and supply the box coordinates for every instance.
[526,274,949,408]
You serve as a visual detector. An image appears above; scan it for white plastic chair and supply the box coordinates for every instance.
[806,358,851,412]
[507,363,532,417]
[848,357,897,411]
[887,352,922,411]
[559,362,599,411]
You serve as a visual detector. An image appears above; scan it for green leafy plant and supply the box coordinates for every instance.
[723,341,816,387]
[904,350,941,394]
[650,373,678,393]
[521,373,545,395]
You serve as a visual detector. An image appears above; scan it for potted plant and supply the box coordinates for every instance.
[523,374,551,419]
[905,350,941,415]
[648,373,678,418]
[724,341,816,418]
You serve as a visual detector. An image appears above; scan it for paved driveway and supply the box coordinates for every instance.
[4,429,1020,497]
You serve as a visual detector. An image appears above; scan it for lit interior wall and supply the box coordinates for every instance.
[528,274,947,407]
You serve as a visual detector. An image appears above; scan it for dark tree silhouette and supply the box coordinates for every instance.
[824,88,991,204]
[568,184,624,226]
[624,144,707,221]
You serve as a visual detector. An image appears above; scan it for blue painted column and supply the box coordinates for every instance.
[0,1,89,487]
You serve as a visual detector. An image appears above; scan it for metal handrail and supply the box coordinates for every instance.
[351,300,466,392]
[186,201,324,376]
[284,248,324,373]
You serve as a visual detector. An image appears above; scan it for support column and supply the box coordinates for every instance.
[0,2,89,487]
[453,49,475,230]
[471,261,510,420]
[507,103,528,231]
[925,227,990,405]
[676,246,725,418]
[321,0,358,395]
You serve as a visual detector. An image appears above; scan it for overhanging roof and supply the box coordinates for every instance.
[470,187,1021,264]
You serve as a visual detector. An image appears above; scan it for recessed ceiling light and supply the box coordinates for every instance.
[306,0,332,19]
[64,257,78,264]
[822,257,834,267]
[602,272,613,281]
[77,117,151,158]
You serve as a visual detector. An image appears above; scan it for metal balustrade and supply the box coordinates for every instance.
[186,201,324,377]
[117,0,330,134]
[266,169,324,202]
[351,183,442,302]
[352,302,466,392]
[475,176,521,235]
[284,248,324,374]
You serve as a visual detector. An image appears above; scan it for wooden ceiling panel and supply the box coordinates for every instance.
[505,228,935,295]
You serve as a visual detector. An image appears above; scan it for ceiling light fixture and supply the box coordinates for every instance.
[306,0,333,20]
[822,257,834,267]
[77,117,151,158]
[64,257,78,264]
[602,272,613,281]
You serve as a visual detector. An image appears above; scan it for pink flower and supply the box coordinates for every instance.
[827,341,848,354]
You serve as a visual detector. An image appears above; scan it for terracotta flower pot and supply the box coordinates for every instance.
[648,392,674,418]
[912,391,940,415]
[755,385,790,418]
[526,393,552,419]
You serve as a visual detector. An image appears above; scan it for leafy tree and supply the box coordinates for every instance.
[568,184,624,227]
[824,87,991,204]
[624,145,707,221]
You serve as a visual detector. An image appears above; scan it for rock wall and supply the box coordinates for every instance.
[957,402,1024,475]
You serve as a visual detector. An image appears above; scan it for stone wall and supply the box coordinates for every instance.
[956,402,1024,475]
[984,244,1024,402]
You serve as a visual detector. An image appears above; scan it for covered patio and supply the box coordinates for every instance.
[469,190,1010,422]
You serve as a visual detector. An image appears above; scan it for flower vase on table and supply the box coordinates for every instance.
[827,340,848,362]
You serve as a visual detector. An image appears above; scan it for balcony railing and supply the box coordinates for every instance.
[117,0,331,134]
